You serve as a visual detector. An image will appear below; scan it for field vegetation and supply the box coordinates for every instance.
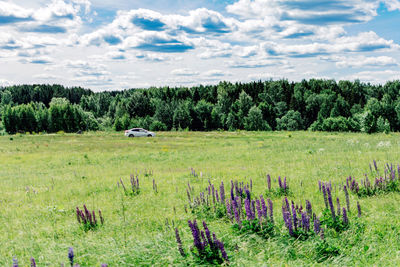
[1,131,400,265]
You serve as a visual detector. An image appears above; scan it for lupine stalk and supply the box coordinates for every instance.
[357,201,362,217]
[326,187,336,220]
[313,215,320,234]
[30,257,36,267]
[220,182,225,203]
[68,247,74,267]
[260,195,268,219]
[342,207,349,225]
[343,185,350,212]
[175,228,185,257]
[336,197,341,216]
[306,200,312,218]
[267,174,271,191]
[268,198,274,223]
[322,184,328,210]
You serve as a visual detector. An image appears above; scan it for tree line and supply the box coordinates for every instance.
[1,79,400,134]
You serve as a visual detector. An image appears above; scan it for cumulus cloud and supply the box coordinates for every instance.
[171,68,199,76]
[334,55,399,68]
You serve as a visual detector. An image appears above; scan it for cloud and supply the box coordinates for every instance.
[333,56,399,68]
[19,24,67,33]
[123,32,194,53]
[171,68,199,76]
[203,69,230,77]
[342,70,400,84]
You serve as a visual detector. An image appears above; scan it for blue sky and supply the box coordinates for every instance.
[1,0,400,91]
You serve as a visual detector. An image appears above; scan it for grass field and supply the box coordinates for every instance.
[1,131,400,266]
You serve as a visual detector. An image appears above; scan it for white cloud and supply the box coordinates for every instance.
[171,68,199,76]
[334,56,398,68]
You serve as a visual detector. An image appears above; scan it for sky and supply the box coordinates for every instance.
[0,0,400,91]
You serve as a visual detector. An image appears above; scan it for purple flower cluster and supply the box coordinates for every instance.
[347,161,400,196]
[190,167,198,177]
[119,175,140,196]
[282,197,316,237]
[175,228,186,257]
[76,205,104,230]
[187,219,228,262]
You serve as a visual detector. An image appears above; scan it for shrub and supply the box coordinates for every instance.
[276,110,304,131]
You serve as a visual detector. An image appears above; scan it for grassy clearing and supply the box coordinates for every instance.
[1,131,400,266]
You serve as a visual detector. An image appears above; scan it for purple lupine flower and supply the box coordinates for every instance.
[101,264,108,267]
[343,185,350,212]
[220,182,225,203]
[260,195,268,219]
[357,201,362,217]
[251,200,256,217]
[256,199,262,222]
[336,197,341,216]
[230,185,234,201]
[175,228,185,257]
[286,211,294,236]
[284,197,290,213]
[250,179,253,191]
[291,203,298,231]
[342,207,349,225]
[30,257,36,267]
[373,160,378,172]
[283,177,287,190]
[318,181,321,192]
[267,174,271,191]
[200,230,207,248]
[327,187,336,220]
[203,221,214,250]
[216,238,229,261]
[76,207,81,223]
[212,185,216,204]
[278,176,282,189]
[68,247,74,266]
[216,189,219,203]
[397,164,400,180]
[244,198,254,221]
[306,200,312,218]
[322,184,328,210]
[268,198,274,223]
[188,220,203,253]
[245,188,251,201]
[313,215,320,234]
[233,204,241,227]
[301,212,310,232]
[12,258,18,267]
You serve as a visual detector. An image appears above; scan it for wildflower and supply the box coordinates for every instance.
[220,182,225,203]
[313,215,320,234]
[343,185,350,212]
[268,198,274,223]
[336,197,341,216]
[188,220,203,254]
[30,257,36,267]
[267,174,271,191]
[326,187,336,220]
[12,258,18,267]
[260,195,268,219]
[306,200,312,218]
[244,198,254,220]
[175,228,185,257]
[216,238,228,262]
[278,176,282,188]
[357,201,362,217]
[322,184,328,210]
[68,247,74,266]
[342,207,349,225]
[291,203,298,231]
[256,199,262,222]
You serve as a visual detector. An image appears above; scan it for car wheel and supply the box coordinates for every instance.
[147,134,152,137]
[129,134,134,137]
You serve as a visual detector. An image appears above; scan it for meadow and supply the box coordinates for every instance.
[1,131,400,266]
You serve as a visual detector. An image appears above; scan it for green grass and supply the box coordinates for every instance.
[1,131,400,266]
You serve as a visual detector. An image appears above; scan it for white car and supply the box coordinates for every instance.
[124,128,155,137]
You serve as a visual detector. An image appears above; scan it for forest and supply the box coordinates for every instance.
[1,79,400,134]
